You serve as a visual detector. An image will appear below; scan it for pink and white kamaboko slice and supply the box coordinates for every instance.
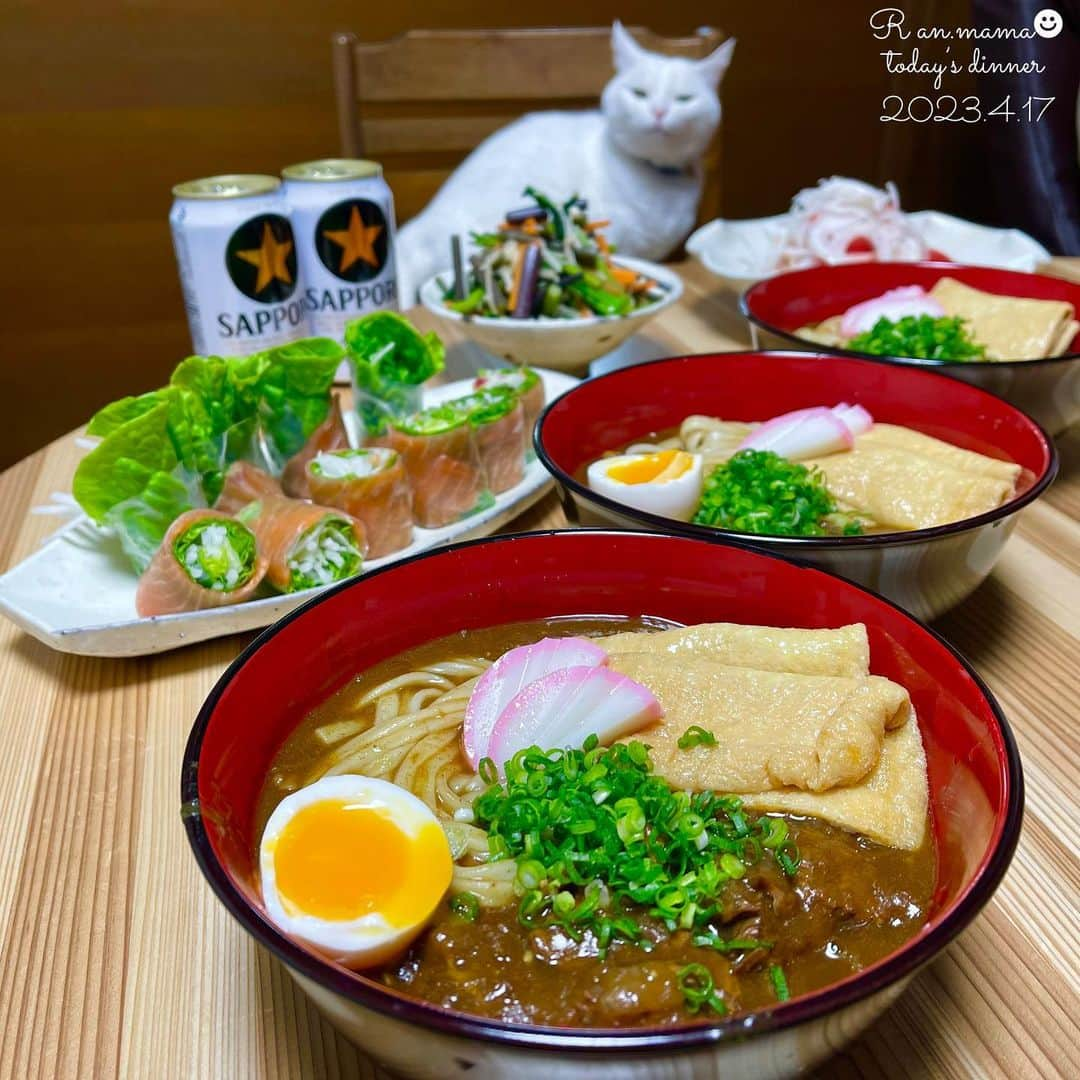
[462,637,607,768]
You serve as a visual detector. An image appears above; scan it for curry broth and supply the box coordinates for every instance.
[255,616,936,1028]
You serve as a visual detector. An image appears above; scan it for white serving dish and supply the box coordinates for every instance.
[0,370,577,657]
[418,256,683,376]
[686,210,1052,293]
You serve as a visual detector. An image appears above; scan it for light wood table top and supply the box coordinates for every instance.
[0,259,1078,1079]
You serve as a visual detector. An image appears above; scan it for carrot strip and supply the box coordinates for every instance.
[507,243,526,314]
[586,219,611,230]
[609,265,639,288]
[596,234,611,254]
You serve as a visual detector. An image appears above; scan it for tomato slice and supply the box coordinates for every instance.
[845,236,875,254]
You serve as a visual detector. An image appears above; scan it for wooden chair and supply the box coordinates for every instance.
[332,25,727,229]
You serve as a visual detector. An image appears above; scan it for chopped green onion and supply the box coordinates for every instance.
[769,963,791,1002]
[693,930,774,954]
[449,892,480,922]
[471,739,794,952]
[677,725,718,750]
[847,314,987,362]
[692,450,862,538]
[677,963,727,1015]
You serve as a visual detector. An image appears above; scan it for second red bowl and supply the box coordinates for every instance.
[534,350,1056,621]
[741,261,1080,435]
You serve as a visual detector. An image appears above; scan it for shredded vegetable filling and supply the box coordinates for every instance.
[173,520,257,592]
[288,518,364,591]
[310,449,395,480]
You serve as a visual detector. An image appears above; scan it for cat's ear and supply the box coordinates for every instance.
[611,20,647,72]
[697,37,736,89]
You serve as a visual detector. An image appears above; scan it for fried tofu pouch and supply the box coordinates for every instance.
[609,621,929,850]
[804,424,1020,530]
[929,276,1076,360]
[611,654,910,794]
[741,721,928,851]
[602,622,870,678]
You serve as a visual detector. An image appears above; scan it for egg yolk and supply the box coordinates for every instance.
[606,450,693,485]
[272,799,451,925]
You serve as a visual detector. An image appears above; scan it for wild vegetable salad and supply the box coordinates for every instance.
[441,187,668,319]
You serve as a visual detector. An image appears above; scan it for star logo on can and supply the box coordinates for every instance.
[316,199,388,282]
[226,215,297,301]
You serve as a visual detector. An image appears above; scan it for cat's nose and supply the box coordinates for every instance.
[653,106,668,120]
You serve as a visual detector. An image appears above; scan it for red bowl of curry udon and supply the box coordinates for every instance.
[741,262,1080,434]
[536,351,1057,621]
[182,530,1021,1079]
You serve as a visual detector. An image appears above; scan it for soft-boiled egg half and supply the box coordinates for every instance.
[259,775,452,968]
[587,449,703,521]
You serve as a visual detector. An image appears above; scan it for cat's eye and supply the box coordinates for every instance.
[675,94,694,103]
[630,87,648,98]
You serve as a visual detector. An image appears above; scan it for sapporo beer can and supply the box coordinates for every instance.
[281,159,399,341]
[169,174,310,356]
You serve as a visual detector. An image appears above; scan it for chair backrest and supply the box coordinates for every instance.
[332,25,727,227]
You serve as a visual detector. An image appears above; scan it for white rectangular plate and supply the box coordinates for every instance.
[0,369,578,657]
[685,210,1052,293]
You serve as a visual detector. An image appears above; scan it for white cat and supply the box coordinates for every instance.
[395,21,735,301]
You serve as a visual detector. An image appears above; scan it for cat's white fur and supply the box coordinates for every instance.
[395,22,734,301]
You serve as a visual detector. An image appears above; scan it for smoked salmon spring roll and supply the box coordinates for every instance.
[214,461,283,515]
[281,396,350,499]
[306,448,414,559]
[376,405,491,528]
[135,509,267,617]
[475,366,545,433]
[240,494,367,593]
[453,387,526,494]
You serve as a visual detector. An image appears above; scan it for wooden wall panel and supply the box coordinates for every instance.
[0,1,975,468]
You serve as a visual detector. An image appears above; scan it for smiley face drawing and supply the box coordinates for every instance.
[1033,8,1064,37]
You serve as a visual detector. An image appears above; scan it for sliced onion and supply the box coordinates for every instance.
[462,637,607,768]
[738,406,853,460]
[486,665,662,770]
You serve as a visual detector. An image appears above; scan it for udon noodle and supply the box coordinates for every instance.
[627,416,755,471]
[302,655,518,907]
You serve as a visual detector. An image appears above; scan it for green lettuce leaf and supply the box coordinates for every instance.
[104,471,196,573]
[72,338,343,550]
[73,402,181,525]
[254,337,345,459]
[86,391,167,438]
[345,312,445,386]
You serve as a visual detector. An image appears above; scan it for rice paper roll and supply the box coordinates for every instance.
[306,448,414,559]
[375,406,491,528]
[240,494,367,593]
[214,461,282,515]
[135,509,268,617]
[453,387,526,494]
[281,396,350,499]
[474,366,545,433]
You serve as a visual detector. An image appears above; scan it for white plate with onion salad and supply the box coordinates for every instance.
[686,176,1050,292]
[0,369,577,658]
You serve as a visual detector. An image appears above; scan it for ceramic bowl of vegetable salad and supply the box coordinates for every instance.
[534,350,1056,622]
[418,189,683,375]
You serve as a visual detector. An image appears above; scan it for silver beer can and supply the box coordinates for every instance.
[169,174,310,356]
[281,159,399,342]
